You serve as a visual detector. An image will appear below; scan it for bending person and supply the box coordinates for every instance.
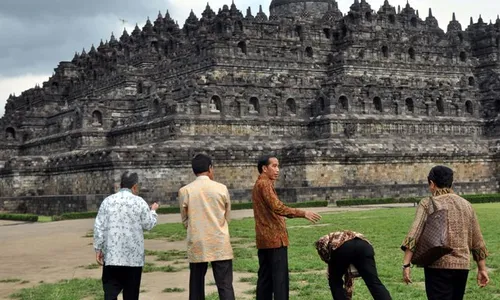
[315,230,391,300]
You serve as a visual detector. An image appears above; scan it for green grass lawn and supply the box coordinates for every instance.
[9,279,103,300]
[9,203,500,300]
[147,203,500,300]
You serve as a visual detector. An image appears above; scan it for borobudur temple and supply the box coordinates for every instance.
[1,0,500,214]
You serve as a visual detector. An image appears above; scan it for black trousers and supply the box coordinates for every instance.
[256,247,289,300]
[424,268,469,300]
[102,265,142,300]
[328,238,391,300]
[189,259,235,300]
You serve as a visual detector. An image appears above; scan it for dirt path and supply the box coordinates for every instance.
[0,204,412,299]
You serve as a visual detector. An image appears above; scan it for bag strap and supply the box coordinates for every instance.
[429,196,438,213]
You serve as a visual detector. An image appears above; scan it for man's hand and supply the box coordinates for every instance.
[477,269,489,287]
[151,202,159,211]
[96,250,104,266]
[304,211,321,223]
[403,267,412,284]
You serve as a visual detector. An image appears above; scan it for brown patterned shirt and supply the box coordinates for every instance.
[401,191,488,269]
[315,231,370,299]
[252,174,306,249]
[315,231,369,263]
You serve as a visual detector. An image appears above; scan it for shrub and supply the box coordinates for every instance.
[336,197,419,207]
[288,200,328,208]
[156,200,328,215]
[156,207,182,214]
[232,202,253,210]
[0,213,38,222]
[461,193,500,204]
[162,202,308,213]
[336,193,500,207]
[58,212,97,220]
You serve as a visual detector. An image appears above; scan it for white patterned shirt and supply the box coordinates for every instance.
[93,189,157,267]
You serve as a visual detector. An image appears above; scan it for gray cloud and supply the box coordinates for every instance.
[0,1,162,19]
[0,0,168,77]
[0,0,273,79]
[0,0,498,80]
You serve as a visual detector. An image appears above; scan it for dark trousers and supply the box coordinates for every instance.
[102,265,142,300]
[256,247,289,300]
[328,238,391,300]
[189,259,235,300]
[424,268,469,300]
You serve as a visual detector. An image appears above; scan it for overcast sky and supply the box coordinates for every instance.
[1,0,499,117]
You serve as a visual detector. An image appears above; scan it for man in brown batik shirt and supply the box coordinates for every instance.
[252,155,321,300]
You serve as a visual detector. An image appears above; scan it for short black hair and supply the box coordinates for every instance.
[120,171,139,189]
[257,155,276,174]
[428,166,454,188]
[192,153,212,174]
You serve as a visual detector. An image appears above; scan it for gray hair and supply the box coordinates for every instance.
[120,171,138,189]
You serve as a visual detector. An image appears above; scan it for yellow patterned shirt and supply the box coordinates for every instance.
[178,176,233,263]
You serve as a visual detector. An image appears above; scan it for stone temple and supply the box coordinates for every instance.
[1,0,500,214]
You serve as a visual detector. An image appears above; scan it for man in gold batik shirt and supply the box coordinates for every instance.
[179,153,235,300]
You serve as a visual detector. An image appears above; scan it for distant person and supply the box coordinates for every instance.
[401,165,489,300]
[315,230,392,300]
[94,171,159,300]
[252,155,322,300]
[179,153,235,300]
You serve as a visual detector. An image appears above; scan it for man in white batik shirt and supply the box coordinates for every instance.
[94,171,159,300]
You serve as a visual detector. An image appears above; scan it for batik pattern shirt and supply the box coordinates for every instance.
[315,231,370,299]
[252,174,306,249]
[401,191,488,269]
[93,189,157,267]
[315,230,369,263]
[179,176,233,263]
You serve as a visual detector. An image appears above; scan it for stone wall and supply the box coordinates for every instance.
[292,160,495,188]
[270,1,331,18]
[110,119,307,147]
[1,136,497,203]
[0,195,107,215]
[20,132,108,155]
[1,176,497,216]
[276,179,499,203]
[0,145,19,161]
[43,170,117,196]
[1,1,500,212]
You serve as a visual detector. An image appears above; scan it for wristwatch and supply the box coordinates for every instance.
[402,263,411,269]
